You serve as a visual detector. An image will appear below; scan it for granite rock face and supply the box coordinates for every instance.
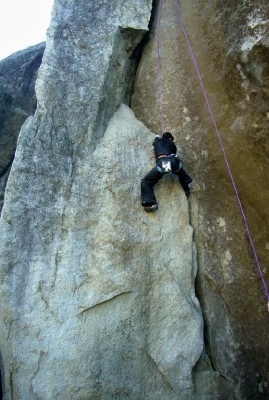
[0,43,45,212]
[0,102,203,399]
[1,0,269,399]
[0,1,203,399]
[132,0,269,399]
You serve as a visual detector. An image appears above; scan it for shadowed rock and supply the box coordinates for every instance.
[132,0,269,398]
[0,43,45,212]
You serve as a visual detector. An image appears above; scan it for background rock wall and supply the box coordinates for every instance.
[132,0,269,398]
[0,43,45,212]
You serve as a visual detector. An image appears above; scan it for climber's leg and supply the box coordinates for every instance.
[141,167,163,208]
[174,167,192,196]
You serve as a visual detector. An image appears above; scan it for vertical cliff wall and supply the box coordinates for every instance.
[132,0,269,399]
[0,1,204,399]
[0,0,269,399]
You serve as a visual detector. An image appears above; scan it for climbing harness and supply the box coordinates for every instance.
[162,160,172,173]
[157,0,269,311]
[157,156,182,174]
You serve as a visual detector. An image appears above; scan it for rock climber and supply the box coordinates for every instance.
[141,131,193,211]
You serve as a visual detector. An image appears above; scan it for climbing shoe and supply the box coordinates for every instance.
[188,180,200,193]
[143,203,158,212]
[144,204,158,212]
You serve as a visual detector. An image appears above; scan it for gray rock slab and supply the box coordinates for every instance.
[0,103,203,399]
[0,1,203,399]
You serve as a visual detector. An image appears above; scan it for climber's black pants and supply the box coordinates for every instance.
[141,157,192,205]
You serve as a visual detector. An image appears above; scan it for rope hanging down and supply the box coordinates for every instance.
[157,0,165,133]
[157,0,269,311]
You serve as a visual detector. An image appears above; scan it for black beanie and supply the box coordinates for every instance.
[162,131,174,141]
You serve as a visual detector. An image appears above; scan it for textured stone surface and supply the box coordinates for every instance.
[132,0,269,398]
[0,0,203,399]
[0,103,203,399]
[1,0,269,399]
[0,43,45,212]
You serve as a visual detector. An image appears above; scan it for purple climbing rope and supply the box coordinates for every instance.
[157,0,165,133]
[174,0,269,309]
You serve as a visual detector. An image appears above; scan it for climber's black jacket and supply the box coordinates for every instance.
[153,136,177,160]
[141,134,193,205]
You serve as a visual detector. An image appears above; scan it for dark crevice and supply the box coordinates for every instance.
[0,155,14,180]
[188,202,221,386]
[132,0,159,64]
[128,0,158,108]
[0,156,15,214]
[193,248,216,369]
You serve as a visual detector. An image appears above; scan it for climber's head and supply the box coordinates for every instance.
[162,131,174,141]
